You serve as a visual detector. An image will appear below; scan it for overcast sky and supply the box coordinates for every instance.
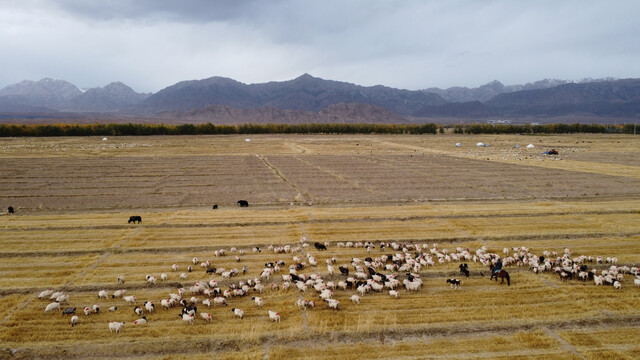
[1,0,638,93]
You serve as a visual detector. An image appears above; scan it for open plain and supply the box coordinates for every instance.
[0,133,639,359]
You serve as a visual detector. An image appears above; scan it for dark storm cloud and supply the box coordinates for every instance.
[0,0,639,93]
[52,0,271,22]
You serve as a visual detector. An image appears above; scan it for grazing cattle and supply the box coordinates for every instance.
[7,206,14,214]
[212,205,218,209]
[237,200,249,207]
[314,242,327,251]
[128,216,142,224]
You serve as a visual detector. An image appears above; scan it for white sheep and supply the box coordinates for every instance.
[44,302,60,313]
[112,289,126,298]
[84,307,91,316]
[161,299,173,310]
[634,278,640,287]
[56,294,70,304]
[295,298,307,310]
[350,295,361,304]
[108,306,118,312]
[326,299,339,310]
[613,281,622,290]
[147,276,157,285]
[109,321,125,334]
[202,299,212,307]
[98,290,108,299]
[389,290,399,298]
[252,297,263,308]
[117,275,125,284]
[171,264,179,272]
[268,310,280,322]
[93,305,100,313]
[144,301,154,313]
[133,316,147,325]
[123,295,136,304]
[181,313,194,325]
[70,315,78,327]
[232,308,244,319]
[180,273,188,280]
[200,312,212,322]
[214,297,228,306]
[50,291,64,300]
[39,289,54,299]
[161,273,168,282]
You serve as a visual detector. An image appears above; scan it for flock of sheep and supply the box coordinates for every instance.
[38,237,638,333]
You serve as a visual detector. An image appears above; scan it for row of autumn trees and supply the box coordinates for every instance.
[0,122,636,137]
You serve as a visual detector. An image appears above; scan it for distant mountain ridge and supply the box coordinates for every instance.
[138,73,447,115]
[0,79,149,113]
[1,75,638,122]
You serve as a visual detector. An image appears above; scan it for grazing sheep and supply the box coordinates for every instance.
[213,297,227,306]
[62,307,76,315]
[50,291,64,300]
[634,278,640,287]
[93,305,100,314]
[146,275,157,285]
[117,275,125,284]
[295,298,307,310]
[180,313,194,325]
[144,301,154,313]
[98,290,108,299]
[171,264,179,272]
[180,273,188,280]
[133,316,147,325]
[389,290,399,298]
[56,294,70,304]
[70,315,78,327]
[39,289,54,299]
[268,310,281,322]
[202,299,212,307]
[109,321,125,334]
[84,307,91,316]
[108,306,118,312]
[112,289,126,299]
[614,281,622,290]
[161,273,168,282]
[326,299,339,310]
[231,308,244,319]
[252,297,263,308]
[200,312,212,322]
[124,295,136,304]
[350,295,361,304]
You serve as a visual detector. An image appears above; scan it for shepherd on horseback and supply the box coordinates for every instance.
[490,258,510,286]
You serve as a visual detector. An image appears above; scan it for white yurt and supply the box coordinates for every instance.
[526,144,535,148]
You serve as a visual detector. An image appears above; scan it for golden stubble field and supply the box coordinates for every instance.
[0,133,639,359]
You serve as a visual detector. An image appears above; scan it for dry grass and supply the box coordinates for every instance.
[0,134,639,358]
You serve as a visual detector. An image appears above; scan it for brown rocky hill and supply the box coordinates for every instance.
[160,102,408,124]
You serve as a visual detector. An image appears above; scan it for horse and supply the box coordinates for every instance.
[489,264,510,286]
[459,263,470,278]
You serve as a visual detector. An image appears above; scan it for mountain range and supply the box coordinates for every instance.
[1,75,639,124]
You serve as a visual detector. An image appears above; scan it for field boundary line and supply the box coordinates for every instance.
[2,208,636,233]
[1,230,638,259]
[290,155,386,197]
[541,325,586,359]
[4,315,639,359]
[256,155,310,203]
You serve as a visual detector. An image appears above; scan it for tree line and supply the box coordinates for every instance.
[0,122,636,137]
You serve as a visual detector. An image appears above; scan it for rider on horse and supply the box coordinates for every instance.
[493,258,503,276]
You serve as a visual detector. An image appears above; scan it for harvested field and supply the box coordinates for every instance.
[0,134,639,359]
